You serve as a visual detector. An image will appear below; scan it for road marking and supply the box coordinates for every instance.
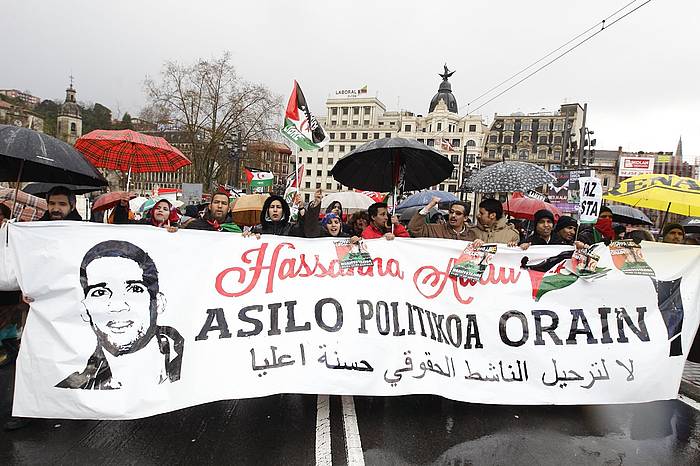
[678,394,700,412]
[341,395,365,466]
[315,395,332,466]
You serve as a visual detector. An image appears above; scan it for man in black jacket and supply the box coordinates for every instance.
[520,209,561,248]
[39,186,83,221]
[184,192,235,231]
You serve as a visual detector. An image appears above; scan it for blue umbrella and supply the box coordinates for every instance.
[396,190,459,211]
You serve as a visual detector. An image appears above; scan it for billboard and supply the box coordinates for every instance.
[547,169,593,213]
[618,156,655,177]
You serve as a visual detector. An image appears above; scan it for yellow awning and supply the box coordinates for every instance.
[604,174,700,217]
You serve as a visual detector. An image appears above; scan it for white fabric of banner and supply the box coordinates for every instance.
[6,222,700,420]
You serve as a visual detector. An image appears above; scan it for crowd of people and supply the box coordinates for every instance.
[0,185,696,430]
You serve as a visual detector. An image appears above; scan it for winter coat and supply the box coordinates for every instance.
[408,211,476,241]
[361,222,410,239]
[471,216,520,244]
[522,232,564,246]
[304,202,350,238]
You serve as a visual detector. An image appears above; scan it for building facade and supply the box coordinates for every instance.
[245,141,293,193]
[0,89,41,107]
[297,68,487,202]
[56,83,82,145]
[483,103,585,170]
[0,99,44,132]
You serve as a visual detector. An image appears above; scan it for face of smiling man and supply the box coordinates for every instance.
[82,257,157,357]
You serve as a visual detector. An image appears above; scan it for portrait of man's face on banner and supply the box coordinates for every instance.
[56,240,184,390]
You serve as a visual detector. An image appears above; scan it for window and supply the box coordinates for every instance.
[519,149,529,160]
[466,139,476,147]
[316,170,322,176]
[553,151,561,160]
[327,158,333,164]
[503,135,512,144]
[489,134,498,143]
[316,182,321,188]
[439,184,445,191]
[488,149,496,157]
[305,182,311,188]
[317,158,323,164]
[554,121,563,131]
[452,139,460,147]
[451,169,458,179]
[339,145,345,152]
[538,136,548,144]
[553,135,562,144]
[342,108,348,115]
[522,121,531,131]
[331,108,338,115]
[378,122,384,126]
[326,183,332,190]
[351,132,357,139]
[469,124,477,132]
[448,185,456,193]
[305,193,310,202]
[362,132,368,139]
[353,107,359,115]
[352,121,358,126]
[505,122,514,131]
[336,183,341,190]
[70,122,77,134]
[306,157,312,163]
[328,145,335,152]
[538,150,547,159]
[451,154,458,163]
[502,149,510,159]
[364,106,371,113]
[374,133,380,139]
[350,145,356,151]
[339,133,346,139]
[330,132,335,139]
[426,139,434,146]
[404,125,411,132]
[318,146,323,152]
[306,169,311,176]
[418,139,424,144]
[363,120,370,126]
[539,120,549,130]
[385,133,391,138]
[522,135,530,142]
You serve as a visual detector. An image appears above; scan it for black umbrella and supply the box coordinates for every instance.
[23,182,104,198]
[0,125,108,187]
[464,161,555,193]
[330,137,454,192]
[680,217,700,234]
[608,204,653,225]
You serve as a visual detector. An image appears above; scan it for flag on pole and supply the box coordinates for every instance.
[285,163,304,190]
[281,81,330,151]
[244,168,274,190]
[439,138,454,152]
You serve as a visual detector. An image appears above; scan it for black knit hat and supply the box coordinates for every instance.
[534,209,555,225]
[555,215,577,232]
[662,223,685,237]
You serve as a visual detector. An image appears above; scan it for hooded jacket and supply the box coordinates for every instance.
[253,194,302,236]
[471,216,520,244]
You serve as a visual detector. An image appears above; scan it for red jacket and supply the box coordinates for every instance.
[361,223,410,239]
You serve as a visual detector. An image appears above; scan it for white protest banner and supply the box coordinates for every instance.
[578,176,603,224]
[6,223,700,420]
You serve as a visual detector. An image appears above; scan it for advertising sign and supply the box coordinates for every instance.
[618,156,655,178]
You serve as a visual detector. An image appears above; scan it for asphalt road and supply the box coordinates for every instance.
[3,361,700,465]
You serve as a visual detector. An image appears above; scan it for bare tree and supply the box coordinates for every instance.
[144,52,282,189]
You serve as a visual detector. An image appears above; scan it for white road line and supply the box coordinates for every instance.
[341,395,365,466]
[678,394,700,412]
[315,395,332,466]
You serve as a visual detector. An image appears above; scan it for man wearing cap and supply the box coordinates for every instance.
[661,223,685,244]
[520,209,561,248]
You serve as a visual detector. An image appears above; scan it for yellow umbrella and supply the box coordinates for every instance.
[604,174,700,217]
[230,194,270,226]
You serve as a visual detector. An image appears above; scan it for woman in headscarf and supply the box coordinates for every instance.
[114,198,179,231]
[253,194,303,236]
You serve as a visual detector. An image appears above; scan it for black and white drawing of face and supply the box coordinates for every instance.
[82,257,157,356]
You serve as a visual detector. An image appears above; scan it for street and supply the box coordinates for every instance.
[3,362,700,465]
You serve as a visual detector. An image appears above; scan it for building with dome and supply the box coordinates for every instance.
[56,81,82,144]
[295,66,487,205]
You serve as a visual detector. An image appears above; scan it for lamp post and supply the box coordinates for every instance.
[223,134,247,190]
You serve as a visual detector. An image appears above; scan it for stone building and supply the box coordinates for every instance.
[56,82,82,145]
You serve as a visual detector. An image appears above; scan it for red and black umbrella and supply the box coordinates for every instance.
[75,129,191,189]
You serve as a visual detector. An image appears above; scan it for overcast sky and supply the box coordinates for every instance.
[2,0,697,158]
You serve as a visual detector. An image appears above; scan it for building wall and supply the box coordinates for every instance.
[297,95,486,202]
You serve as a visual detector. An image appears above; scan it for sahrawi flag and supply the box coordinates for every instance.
[244,169,274,188]
[281,81,330,151]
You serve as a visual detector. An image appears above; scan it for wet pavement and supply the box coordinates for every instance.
[3,359,700,465]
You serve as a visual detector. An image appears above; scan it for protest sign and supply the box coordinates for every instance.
[5,223,700,419]
[578,176,603,224]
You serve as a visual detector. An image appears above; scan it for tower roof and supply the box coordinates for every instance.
[429,64,458,114]
[58,81,81,118]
